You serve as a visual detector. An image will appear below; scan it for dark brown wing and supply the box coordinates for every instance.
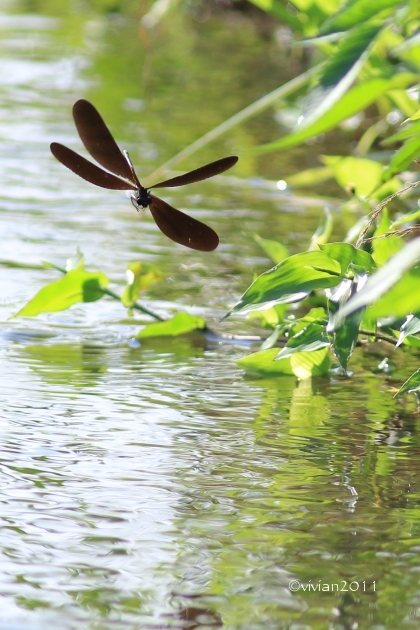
[50,142,136,190]
[149,195,219,251]
[150,156,238,189]
[72,99,139,185]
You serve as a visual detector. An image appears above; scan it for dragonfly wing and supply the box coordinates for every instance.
[72,99,138,185]
[151,155,238,189]
[149,195,219,251]
[50,142,136,190]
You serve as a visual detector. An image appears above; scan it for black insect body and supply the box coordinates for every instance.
[50,99,238,251]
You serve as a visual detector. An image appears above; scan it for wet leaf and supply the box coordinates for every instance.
[225,251,342,318]
[276,323,330,360]
[137,312,206,338]
[14,270,109,317]
[236,348,294,375]
[290,347,331,379]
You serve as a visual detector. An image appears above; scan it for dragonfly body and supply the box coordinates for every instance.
[50,99,238,251]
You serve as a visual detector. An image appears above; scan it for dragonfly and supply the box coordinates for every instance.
[50,99,238,251]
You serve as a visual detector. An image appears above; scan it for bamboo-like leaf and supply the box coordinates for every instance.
[396,315,420,347]
[14,270,108,317]
[395,368,420,397]
[382,135,420,182]
[253,75,415,154]
[299,23,382,132]
[319,0,405,35]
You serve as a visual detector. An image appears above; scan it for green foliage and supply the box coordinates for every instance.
[14,270,109,317]
[136,313,206,338]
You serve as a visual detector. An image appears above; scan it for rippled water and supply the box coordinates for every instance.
[1,4,420,630]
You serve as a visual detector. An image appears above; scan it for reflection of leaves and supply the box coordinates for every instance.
[14,270,108,317]
[19,344,107,387]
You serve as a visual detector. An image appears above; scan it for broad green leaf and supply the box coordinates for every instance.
[319,0,404,35]
[300,23,383,132]
[330,237,420,329]
[254,235,288,264]
[369,267,420,319]
[236,348,294,376]
[14,270,109,317]
[396,315,420,347]
[321,155,383,197]
[290,347,331,379]
[224,251,342,318]
[321,242,376,274]
[254,75,415,154]
[382,135,420,182]
[308,208,333,250]
[121,262,164,308]
[394,368,420,397]
[276,323,330,359]
[372,208,403,267]
[137,312,206,338]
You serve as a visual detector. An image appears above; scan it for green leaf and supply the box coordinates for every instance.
[66,248,85,271]
[225,251,342,318]
[372,208,403,267]
[328,276,366,369]
[321,242,376,274]
[369,267,420,319]
[14,270,109,317]
[406,108,420,122]
[381,119,420,145]
[236,348,294,376]
[396,315,420,347]
[253,75,415,154]
[319,0,406,35]
[308,208,333,250]
[321,155,383,197]
[300,23,383,132]
[382,135,420,182]
[254,235,288,264]
[247,0,301,27]
[330,237,420,328]
[395,368,420,397]
[290,347,331,379]
[276,323,330,359]
[121,262,164,308]
[137,312,206,338]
